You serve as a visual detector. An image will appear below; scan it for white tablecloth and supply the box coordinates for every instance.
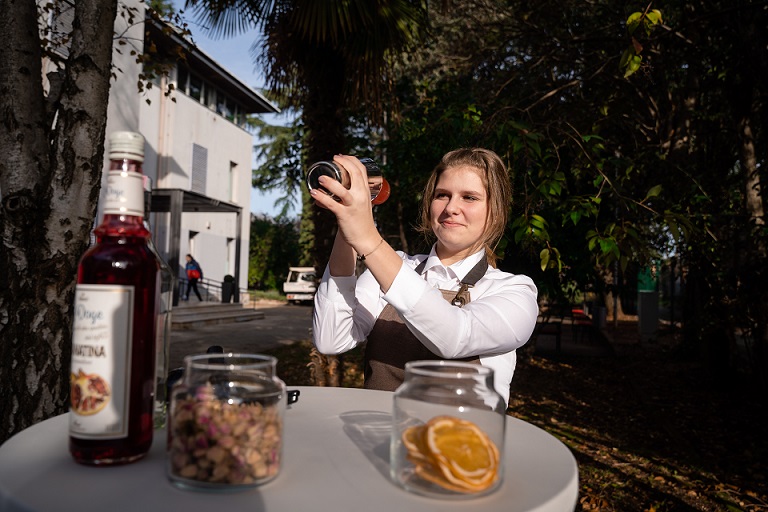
[0,386,578,512]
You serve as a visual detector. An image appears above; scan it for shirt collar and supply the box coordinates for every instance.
[421,245,486,282]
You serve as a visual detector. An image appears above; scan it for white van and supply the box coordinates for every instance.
[282,267,317,304]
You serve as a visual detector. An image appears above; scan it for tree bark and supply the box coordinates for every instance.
[0,0,117,443]
[296,44,347,386]
[301,45,346,271]
[738,116,765,230]
[737,109,768,391]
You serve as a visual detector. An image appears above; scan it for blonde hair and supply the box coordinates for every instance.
[418,148,512,266]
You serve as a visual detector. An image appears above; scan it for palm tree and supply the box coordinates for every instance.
[184,0,430,269]
[183,0,430,385]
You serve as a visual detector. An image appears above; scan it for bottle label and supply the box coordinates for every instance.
[104,170,144,216]
[69,284,134,439]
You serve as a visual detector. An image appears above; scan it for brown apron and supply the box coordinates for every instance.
[363,258,488,391]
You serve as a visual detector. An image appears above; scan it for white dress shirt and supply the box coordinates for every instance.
[313,246,539,402]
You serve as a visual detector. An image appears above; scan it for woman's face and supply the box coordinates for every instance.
[430,166,488,265]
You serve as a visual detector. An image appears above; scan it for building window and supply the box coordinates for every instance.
[191,144,208,194]
[177,66,188,93]
[206,87,217,109]
[216,94,231,119]
[175,65,249,128]
[189,74,203,102]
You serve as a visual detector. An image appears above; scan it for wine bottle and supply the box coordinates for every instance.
[69,131,160,465]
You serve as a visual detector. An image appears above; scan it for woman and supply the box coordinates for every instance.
[183,254,203,301]
[311,149,538,403]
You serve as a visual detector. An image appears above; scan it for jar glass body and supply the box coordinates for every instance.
[305,157,388,204]
[390,361,506,498]
[167,354,286,491]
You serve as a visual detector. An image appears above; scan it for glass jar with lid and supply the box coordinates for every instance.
[167,353,286,491]
[390,360,506,498]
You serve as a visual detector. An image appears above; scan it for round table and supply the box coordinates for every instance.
[0,387,578,512]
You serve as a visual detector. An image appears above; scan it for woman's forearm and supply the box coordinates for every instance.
[351,239,403,293]
[328,230,357,277]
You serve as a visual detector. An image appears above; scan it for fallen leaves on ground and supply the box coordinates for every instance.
[508,323,768,511]
[264,326,768,511]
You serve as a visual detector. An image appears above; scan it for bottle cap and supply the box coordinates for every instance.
[109,131,145,162]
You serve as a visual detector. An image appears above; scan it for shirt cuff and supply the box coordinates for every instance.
[382,261,430,312]
[319,266,358,304]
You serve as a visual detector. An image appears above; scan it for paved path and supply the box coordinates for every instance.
[168,302,313,370]
[169,300,627,372]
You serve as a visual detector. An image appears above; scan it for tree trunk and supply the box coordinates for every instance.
[739,116,764,230]
[0,0,117,443]
[730,3,767,390]
[599,266,630,325]
[298,46,347,385]
[603,290,629,322]
[737,110,768,391]
[299,47,346,270]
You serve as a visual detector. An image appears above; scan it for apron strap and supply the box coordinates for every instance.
[414,258,428,275]
[413,257,489,307]
[462,258,489,286]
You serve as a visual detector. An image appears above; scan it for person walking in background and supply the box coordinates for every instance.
[311,149,538,403]
[184,254,203,301]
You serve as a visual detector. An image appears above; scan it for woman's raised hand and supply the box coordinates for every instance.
[310,155,381,257]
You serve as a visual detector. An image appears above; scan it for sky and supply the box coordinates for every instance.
[170,2,298,218]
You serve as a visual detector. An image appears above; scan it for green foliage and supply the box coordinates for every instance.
[186,0,430,121]
[248,215,301,291]
[247,289,285,302]
[147,0,175,17]
[215,0,768,384]
[245,1,717,312]
[248,98,305,219]
[619,47,643,79]
[620,7,663,78]
[374,2,709,310]
[138,7,193,102]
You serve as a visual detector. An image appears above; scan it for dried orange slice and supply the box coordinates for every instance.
[401,415,500,492]
[425,415,499,488]
[402,425,431,463]
[414,460,477,493]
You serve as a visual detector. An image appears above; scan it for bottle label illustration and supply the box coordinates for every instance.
[69,284,134,439]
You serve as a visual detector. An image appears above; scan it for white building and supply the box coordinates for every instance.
[94,2,279,304]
